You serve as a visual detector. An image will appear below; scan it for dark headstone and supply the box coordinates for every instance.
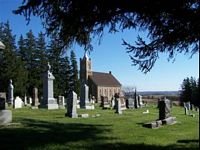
[159,98,171,120]
[0,92,6,110]
[8,79,14,105]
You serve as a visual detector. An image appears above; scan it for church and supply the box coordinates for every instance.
[80,52,122,102]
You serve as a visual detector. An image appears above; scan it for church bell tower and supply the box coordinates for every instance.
[80,51,92,84]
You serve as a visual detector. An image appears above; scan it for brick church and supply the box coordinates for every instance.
[80,52,122,102]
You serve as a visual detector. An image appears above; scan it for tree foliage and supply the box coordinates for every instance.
[14,0,200,73]
[70,50,79,96]
[0,21,28,96]
[0,21,79,98]
[180,77,199,107]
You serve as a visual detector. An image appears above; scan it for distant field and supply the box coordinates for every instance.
[0,104,199,150]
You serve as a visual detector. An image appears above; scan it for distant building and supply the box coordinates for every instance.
[80,52,122,102]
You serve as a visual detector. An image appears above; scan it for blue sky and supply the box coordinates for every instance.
[0,0,199,91]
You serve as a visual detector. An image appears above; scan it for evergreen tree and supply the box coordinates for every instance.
[16,34,29,96]
[190,77,199,107]
[180,77,199,107]
[0,21,17,90]
[196,79,200,107]
[0,23,5,89]
[13,58,28,96]
[59,55,71,96]
[36,32,47,72]
[24,30,38,95]
[18,35,27,62]
[48,34,63,97]
[36,31,47,95]
[70,50,79,95]
[180,77,192,103]
[0,21,27,96]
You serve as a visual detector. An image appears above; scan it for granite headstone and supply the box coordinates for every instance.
[65,91,78,118]
[159,98,171,120]
[8,79,14,105]
[115,98,122,114]
[41,62,58,109]
[32,87,39,108]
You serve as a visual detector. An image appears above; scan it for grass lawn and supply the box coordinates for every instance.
[0,104,199,150]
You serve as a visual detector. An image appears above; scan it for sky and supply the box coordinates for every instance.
[0,0,199,91]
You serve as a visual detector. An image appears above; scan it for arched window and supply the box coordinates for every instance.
[118,88,120,94]
[114,89,116,94]
[109,89,112,97]
[104,89,107,96]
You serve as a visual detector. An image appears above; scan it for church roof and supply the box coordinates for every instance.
[89,72,121,87]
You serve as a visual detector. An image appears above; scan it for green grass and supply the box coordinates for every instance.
[0,105,199,150]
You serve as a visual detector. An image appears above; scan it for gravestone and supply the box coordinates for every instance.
[114,93,120,109]
[24,94,27,106]
[0,98,5,110]
[127,97,134,109]
[144,97,176,128]
[80,84,94,109]
[184,106,189,115]
[195,107,199,112]
[8,79,14,105]
[183,102,190,115]
[41,62,58,109]
[65,91,78,118]
[143,120,162,129]
[58,96,65,109]
[0,92,6,110]
[0,91,12,125]
[77,99,80,108]
[101,96,111,109]
[138,95,144,107]
[115,98,122,114]
[159,98,171,120]
[14,96,23,109]
[0,110,12,125]
[78,113,89,118]
[27,97,32,106]
[80,84,89,107]
[111,97,115,108]
[32,87,39,108]
[91,96,95,104]
[134,90,139,108]
[157,98,161,108]
[120,97,126,110]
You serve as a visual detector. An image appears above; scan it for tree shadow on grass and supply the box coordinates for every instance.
[86,142,199,150]
[177,139,199,144]
[0,118,114,149]
[0,118,199,150]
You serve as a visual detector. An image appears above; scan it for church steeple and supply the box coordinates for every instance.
[80,50,92,84]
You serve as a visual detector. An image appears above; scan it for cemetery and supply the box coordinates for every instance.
[0,42,199,149]
[0,0,199,149]
[0,67,199,149]
[0,103,199,150]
